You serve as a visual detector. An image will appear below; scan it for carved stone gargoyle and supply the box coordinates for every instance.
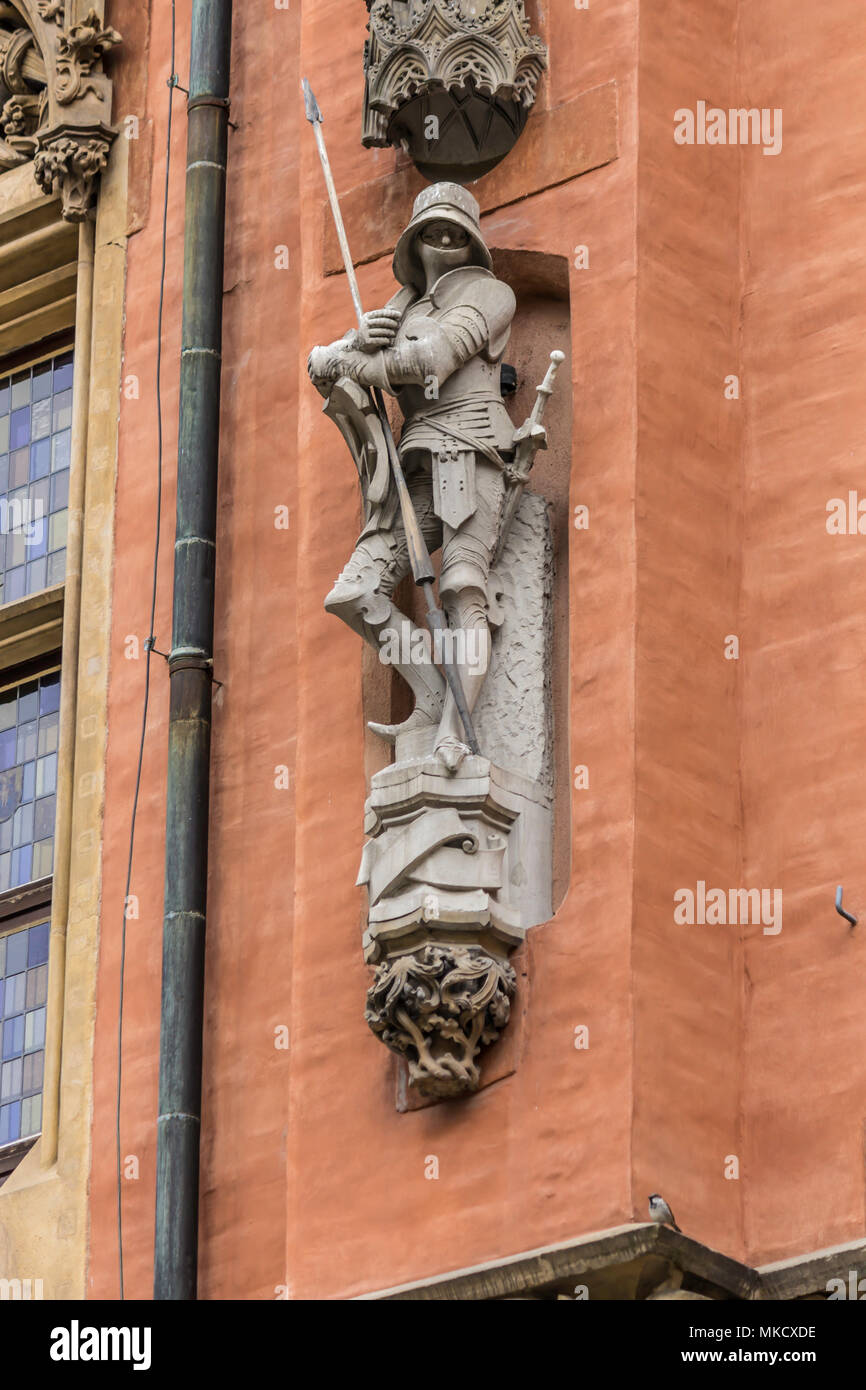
[362,0,547,182]
[309,182,562,1098]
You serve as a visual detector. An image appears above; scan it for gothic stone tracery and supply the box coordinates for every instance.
[363,0,547,182]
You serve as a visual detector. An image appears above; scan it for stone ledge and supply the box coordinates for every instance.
[324,81,619,277]
[0,583,64,671]
[758,1238,866,1301]
[362,1224,866,1300]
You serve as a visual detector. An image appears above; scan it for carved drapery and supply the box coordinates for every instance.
[0,2,121,220]
[362,0,547,182]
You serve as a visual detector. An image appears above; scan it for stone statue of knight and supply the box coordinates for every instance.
[308,183,516,772]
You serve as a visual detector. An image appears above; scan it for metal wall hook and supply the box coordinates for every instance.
[835,885,858,927]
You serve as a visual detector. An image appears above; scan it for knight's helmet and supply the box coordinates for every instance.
[393,182,493,291]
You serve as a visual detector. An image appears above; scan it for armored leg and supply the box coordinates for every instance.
[324,476,446,737]
[435,460,505,771]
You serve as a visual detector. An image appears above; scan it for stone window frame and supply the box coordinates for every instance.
[0,214,80,1189]
[0,16,121,1313]
[0,2,120,1205]
[0,177,86,1191]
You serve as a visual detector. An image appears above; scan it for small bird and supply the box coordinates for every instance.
[648,1193,681,1232]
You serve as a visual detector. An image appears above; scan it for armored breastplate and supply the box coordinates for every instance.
[395,300,513,450]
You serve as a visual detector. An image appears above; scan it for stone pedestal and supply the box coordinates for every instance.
[360,489,554,1099]
[361,753,551,1097]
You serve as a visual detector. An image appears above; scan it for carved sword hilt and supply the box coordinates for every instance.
[494,349,566,565]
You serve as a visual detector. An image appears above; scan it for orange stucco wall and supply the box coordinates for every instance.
[738,0,866,1261]
[631,0,746,1259]
[87,0,866,1298]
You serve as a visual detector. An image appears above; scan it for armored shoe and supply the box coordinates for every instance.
[324,568,376,614]
[368,708,439,744]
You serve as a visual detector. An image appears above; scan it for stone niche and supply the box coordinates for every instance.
[362,0,547,183]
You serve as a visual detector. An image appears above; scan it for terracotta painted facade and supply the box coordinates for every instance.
[73,0,866,1299]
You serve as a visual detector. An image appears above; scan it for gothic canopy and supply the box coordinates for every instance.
[362,0,547,183]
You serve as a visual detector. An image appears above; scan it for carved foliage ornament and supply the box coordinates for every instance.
[365,944,516,1098]
[33,130,108,218]
[54,5,120,105]
[0,3,121,220]
[363,0,547,182]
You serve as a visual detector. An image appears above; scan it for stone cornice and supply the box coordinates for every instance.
[361,1224,866,1300]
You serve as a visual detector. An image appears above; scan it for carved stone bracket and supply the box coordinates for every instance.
[33,122,111,219]
[366,942,516,1098]
[362,0,547,182]
[0,3,121,220]
[360,752,549,1098]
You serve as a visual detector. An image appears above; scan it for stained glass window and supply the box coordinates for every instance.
[0,919,48,1145]
[0,669,60,891]
[0,349,73,606]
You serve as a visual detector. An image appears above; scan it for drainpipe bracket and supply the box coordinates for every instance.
[187,94,231,114]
